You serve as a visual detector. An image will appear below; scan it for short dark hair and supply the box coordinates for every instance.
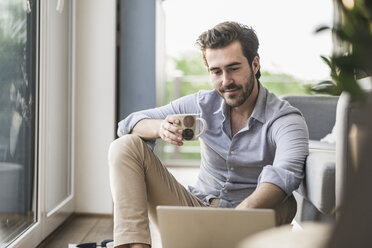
[196,21,261,79]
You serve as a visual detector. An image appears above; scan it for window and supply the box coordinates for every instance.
[0,0,37,245]
[0,1,75,246]
[159,0,333,165]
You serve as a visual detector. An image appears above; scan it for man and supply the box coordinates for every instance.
[109,21,309,248]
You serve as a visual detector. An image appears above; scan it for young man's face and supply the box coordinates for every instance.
[205,40,259,108]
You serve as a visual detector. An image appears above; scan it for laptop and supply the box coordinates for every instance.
[156,206,276,248]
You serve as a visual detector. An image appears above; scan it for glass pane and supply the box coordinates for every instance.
[0,0,37,246]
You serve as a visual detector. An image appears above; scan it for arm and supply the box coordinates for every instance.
[117,93,200,148]
[131,119,162,140]
[236,182,286,209]
[131,116,184,146]
[237,113,309,209]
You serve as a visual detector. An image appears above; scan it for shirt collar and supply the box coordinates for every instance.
[250,81,267,124]
[213,93,226,116]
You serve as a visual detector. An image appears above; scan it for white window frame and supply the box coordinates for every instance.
[8,1,75,247]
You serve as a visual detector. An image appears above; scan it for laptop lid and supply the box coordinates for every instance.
[156,206,276,248]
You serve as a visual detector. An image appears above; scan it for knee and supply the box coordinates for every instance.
[108,134,144,166]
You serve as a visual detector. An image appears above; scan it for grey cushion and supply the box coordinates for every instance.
[298,147,335,215]
[281,95,339,140]
[309,140,335,151]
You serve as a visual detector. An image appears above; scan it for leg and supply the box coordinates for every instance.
[274,194,297,225]
[108,134,205,247]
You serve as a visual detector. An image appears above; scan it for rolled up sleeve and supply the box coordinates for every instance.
[258,113,309,195]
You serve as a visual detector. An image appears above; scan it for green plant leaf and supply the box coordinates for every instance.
[315,26,330,33]
[315,0,372,101]
[320,56,332,69]
[311,80,342,96]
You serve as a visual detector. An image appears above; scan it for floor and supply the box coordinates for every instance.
[37,214,114,248]
[37,167,198,248]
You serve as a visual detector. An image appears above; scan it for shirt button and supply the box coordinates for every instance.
[230,151,234,155]
[230,167,234,171]
[223,190,228,193]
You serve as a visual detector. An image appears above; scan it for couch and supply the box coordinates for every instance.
[281,95,339,222]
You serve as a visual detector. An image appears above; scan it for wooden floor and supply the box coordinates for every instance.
[37,214,113,248]
[2,168,196,248]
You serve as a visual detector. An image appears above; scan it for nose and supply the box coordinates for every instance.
[222,71,233,87]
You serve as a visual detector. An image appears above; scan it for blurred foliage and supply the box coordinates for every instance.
[312,0,372,100]
[262,82,313,96]
[163,140,201,161]
[166,51,312,103]
[172,52,208,76]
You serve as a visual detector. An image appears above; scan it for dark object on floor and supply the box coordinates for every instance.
[76,239,113,248]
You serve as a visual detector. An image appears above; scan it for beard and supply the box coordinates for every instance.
[218,73,255,108]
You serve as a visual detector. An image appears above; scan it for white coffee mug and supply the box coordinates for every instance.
[171,114,207,140]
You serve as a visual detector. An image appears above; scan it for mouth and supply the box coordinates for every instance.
[220,83,242,93]
[220,86,241,95]
[224,88,239,93]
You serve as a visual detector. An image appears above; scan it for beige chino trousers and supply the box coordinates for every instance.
[108,134,296,247]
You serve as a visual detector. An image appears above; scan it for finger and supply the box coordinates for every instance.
[161,119,182,135]
[163,129,183,143]
[165,121,183,135]
[166,115,181,125]
[161,133,183,146]
[167,138,183,146]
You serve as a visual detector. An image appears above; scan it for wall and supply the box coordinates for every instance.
[74,0,116,214]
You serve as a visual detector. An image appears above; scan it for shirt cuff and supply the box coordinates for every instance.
[117,113,149,137]
[257,165,300,196]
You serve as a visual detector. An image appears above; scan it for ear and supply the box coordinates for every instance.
[251,56,260,75]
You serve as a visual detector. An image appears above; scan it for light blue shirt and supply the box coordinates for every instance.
[118,84,309,208]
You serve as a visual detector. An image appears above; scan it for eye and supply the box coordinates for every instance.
[230,67,240,71]
[211,69,222,75]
